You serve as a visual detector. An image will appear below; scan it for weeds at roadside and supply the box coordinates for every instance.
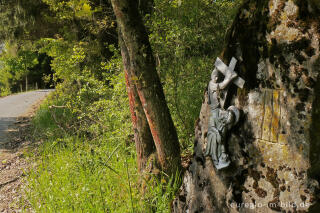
[23,91,182,212]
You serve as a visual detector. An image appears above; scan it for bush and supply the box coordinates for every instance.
[25,72,181,212]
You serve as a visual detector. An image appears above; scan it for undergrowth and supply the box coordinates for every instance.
[24,75,181,212]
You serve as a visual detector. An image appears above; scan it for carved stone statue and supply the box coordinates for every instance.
[205,57,243,170]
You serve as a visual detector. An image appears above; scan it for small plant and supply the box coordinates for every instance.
[143,171,182,213]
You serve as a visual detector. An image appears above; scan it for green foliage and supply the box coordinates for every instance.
[0,43,40,96]
[0,0,117,96]
[143,171,182,213]
[0,68,12,96]
[26,135,140,212]
[26,69,180,212]
[42,0,95,20]
[0,0,58,41]
[36,39,125,137]
[147,0,240,150]
[7,50,38,80]
[26,65,135,211]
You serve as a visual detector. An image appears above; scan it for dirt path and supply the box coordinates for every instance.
[0,90,52,212]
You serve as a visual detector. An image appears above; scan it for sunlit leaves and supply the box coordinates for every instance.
[42,0,95,20]
[0,44,39,95]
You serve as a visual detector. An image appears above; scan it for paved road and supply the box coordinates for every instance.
[0,90,53,146]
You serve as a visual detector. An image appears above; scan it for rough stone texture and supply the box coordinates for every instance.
[173,0,320,212]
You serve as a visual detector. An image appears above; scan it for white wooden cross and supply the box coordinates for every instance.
[214,57,245,108]
[215,57,245,89]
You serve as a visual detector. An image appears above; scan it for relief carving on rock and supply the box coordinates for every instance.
[205,57,244,170]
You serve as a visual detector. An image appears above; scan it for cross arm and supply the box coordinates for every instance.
[215,57,245,89]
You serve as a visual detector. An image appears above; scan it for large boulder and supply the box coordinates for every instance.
[173,0,320,212]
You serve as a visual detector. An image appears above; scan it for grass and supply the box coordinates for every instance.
[26,137,138,212]
[23,94,182,212]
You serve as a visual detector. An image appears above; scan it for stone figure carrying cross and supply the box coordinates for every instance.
[205,57,244,170]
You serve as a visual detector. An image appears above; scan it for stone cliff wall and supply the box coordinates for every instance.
[173,0,320,212]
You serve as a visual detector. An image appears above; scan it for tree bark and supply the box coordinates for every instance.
[119,32,156,174]
[111,0,181,175]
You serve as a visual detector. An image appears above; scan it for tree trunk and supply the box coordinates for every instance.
[173,0,320,212]
[119,32,156,174]
[25,75,28,91]
[111,0,181,175]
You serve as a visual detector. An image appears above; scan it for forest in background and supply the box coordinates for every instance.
[0,0,240,211]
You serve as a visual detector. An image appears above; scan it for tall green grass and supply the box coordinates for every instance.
[24,95,181,212]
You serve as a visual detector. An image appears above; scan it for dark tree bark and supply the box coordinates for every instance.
[138,0,154,16]
[119,32,156,174]
[111,0,181,175]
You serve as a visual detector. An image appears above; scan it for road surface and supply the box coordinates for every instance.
[0,90,53,147]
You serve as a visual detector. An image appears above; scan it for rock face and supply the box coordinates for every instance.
[173,0,320,212]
